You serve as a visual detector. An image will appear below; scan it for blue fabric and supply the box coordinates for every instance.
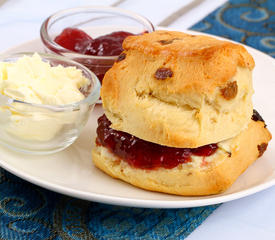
[1,0,275,239]
[191,0,275,57]
[0,169,219,239]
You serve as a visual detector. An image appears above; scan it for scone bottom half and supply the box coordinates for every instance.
[101,30,255,148]
[92,110,272,196]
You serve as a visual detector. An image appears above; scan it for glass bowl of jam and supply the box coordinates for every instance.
[40,6,155,83]
[0,52,100,155]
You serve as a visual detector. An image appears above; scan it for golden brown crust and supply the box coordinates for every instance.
[92,120,271,196]
[122,30,255,94]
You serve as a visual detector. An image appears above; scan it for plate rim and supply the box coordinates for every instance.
[0,29,275,208]
[1,157,275,208]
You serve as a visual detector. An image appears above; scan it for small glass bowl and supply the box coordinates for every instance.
[0,52,100,154]
[40,6,155,83]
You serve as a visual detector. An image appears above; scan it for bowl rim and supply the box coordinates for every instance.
[40,6,155,60]
[0,52,101,111]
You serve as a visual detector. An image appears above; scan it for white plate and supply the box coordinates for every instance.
[0,30,275,208]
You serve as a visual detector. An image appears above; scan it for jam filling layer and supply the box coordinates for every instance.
[96,115,218,170]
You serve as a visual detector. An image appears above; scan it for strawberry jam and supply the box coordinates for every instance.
[54,28,135,82]
[96,115,218,170]
[55,28,133,56]
[54,28,93,54]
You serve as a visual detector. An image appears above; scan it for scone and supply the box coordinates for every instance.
[101,30,255,148]
[92,30,272,196]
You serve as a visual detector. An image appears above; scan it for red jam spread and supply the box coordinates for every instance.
[96,115,218,170]
[55,28,134,56]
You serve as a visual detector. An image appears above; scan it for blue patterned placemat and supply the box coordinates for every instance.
[1,0,275,239]
[0,168,219,240]
[191,0,275,57]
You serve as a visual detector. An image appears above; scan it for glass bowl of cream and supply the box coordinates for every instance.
[0,52,100,154]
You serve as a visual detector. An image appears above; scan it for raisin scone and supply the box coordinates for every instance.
[101,30,255,148]
[92,30,271,196]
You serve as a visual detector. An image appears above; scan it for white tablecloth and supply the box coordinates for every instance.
[1,1,275,239]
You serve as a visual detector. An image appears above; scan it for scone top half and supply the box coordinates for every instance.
[101,30,255,148]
